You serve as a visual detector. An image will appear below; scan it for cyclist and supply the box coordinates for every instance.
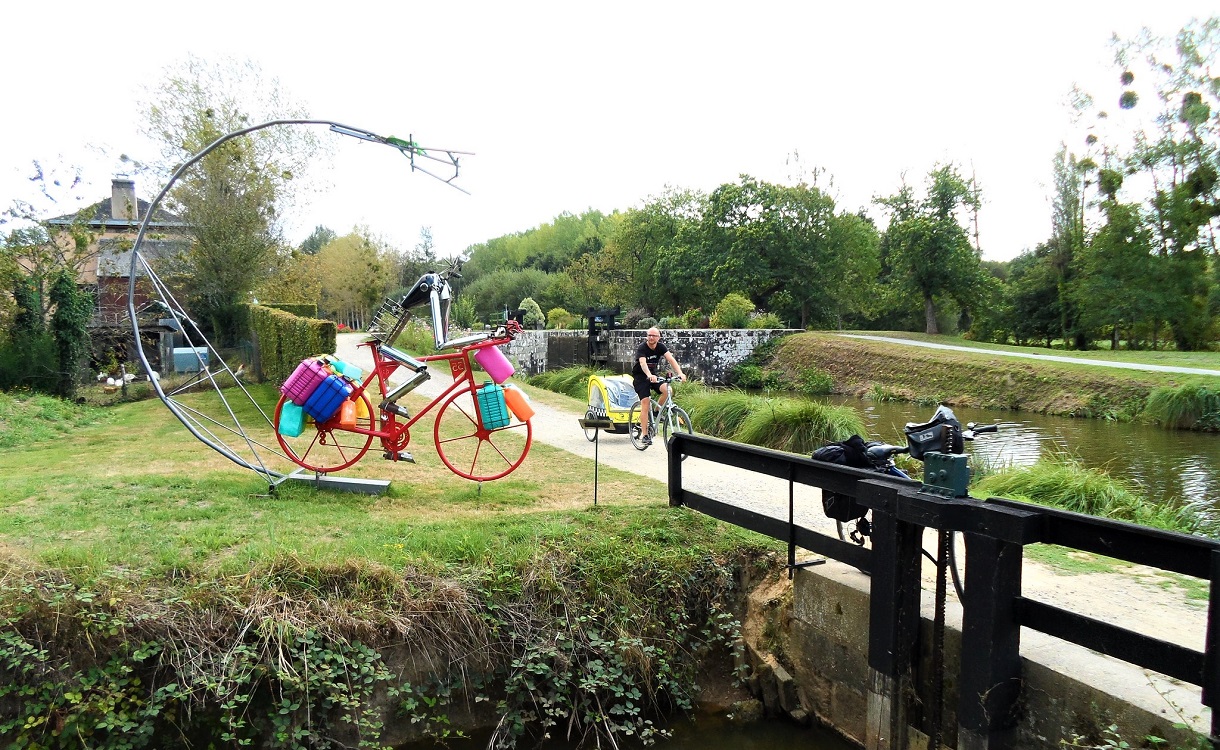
[631,327,687,446]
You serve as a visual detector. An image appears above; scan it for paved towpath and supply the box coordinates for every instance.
[838,334,1220,377]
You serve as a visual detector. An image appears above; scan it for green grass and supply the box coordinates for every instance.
[732,397,865,454]
[0,390,113,447]
[527,366,611,400]
[974,453,1215,536]
[843,330,1220,370]
[531,369,867,454]
[0,387,778,579]
[1143,383,1220,430]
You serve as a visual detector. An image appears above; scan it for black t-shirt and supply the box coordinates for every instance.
[632,341,668,377]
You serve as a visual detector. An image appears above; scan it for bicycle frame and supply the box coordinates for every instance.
[349,337,507,446]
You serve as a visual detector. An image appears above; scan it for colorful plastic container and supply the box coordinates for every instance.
[302,374,352,423]
[328,356,364,382]
[476,382,511,429]
[278,401,305,437]
[502,384,534,422]
[281,358,330,405]
[473,345,515,385]
[337,399,357,429]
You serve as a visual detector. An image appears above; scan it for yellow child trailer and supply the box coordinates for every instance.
[583,374,640,441]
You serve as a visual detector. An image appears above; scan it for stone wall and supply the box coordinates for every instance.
[503,329,800,385]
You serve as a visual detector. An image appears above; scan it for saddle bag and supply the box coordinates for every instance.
[812,435,873,522]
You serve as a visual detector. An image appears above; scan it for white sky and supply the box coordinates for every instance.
[2,2,1215,262]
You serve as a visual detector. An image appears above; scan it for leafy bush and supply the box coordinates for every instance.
[795,368,834,396]
[546,307,576,330]
[709,293,754,329]
[451,296,479,329]
[622,307,650,328]
[658,317,683,329]
[747,312,785,329]
[637,316,658,330]
[729,363,784,390]
[519,297,545,328]
[679,308,707,328]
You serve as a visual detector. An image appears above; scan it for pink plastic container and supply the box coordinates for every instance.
[473,345,515,385]
[281,358,330,405]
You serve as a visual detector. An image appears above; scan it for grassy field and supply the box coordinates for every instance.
[769,332,1219,420]
[0,387,781,748]
[840,331,1220,370]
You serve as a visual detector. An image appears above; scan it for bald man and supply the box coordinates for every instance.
[631,327,686,446]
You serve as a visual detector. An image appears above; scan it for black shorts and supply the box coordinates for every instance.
[633,374,662,401]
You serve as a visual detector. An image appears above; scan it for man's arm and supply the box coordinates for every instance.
[639,356,655,381]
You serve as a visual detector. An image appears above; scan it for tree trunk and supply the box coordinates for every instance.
[924,296,939,335]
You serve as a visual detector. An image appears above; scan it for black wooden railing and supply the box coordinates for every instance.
[666,432,1220,749]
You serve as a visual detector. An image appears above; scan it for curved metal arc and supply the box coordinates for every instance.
[128,118,467,481]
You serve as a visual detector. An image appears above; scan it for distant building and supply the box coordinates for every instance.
[46,177,192,373]
[46,176,191,326]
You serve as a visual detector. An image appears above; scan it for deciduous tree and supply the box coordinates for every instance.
[142,55,320,345]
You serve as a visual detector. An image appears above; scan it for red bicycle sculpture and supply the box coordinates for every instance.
[273,261,533,481]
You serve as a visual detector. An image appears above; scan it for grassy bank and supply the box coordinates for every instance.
[0,390,780,749]
[767,332,1220,423]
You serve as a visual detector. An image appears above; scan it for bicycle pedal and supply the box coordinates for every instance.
[382,450,415,463]
[380,401,410,418]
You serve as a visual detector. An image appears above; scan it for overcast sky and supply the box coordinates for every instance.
[2,2,1215,262]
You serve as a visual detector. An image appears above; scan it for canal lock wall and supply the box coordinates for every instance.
[736,561,1205,750]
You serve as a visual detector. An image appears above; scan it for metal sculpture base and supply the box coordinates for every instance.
[284,469,391,495]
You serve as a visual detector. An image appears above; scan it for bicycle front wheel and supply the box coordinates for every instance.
[434,385,532,481]
[661,406,693,455]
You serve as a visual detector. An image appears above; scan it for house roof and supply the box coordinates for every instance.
[46,197,188,230]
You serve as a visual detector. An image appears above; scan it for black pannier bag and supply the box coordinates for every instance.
[811,435,874,522]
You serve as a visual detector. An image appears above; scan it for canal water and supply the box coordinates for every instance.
[397,713,856,750]
[823,397,1219,508]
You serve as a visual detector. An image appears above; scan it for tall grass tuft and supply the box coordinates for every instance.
[975,453,1212,535]
[733,398,865,454]
[1142,384,1220,431]
[528,367,610,400]
[685,389,755,438]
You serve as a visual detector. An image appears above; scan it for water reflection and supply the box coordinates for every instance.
[829,398,1219,507]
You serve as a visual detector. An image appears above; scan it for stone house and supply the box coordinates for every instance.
[45,176,192,372]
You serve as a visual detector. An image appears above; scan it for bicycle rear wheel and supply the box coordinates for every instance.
[275,392,375,473]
